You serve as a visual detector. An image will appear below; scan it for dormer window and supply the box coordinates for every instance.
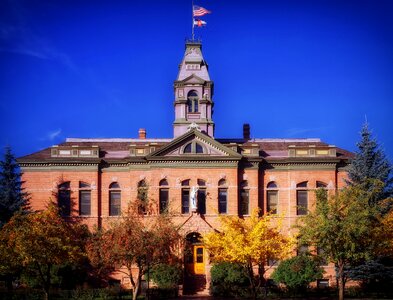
[187,90,199,113]
[183,142,205,154]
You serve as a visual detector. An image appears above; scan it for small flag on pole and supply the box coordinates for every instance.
[193,5,211,17]
[193,19,207,27]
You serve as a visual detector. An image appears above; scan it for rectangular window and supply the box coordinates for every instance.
[159,189,169,214]
[109,191,121,216]
[296,190,308,215]
[317,279,329,288]
[267,190,278,214]
[218,188,227,214]
[182,189,190,214]
[197,189,206,215]
[297,244,309,256]
[317,247,328,266]
[58,190,71,216]
[79,190,91,216]
[239,189,249,215]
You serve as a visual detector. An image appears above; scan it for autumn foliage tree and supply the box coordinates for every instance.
[0,203,87,300]
[86,206,181,300]
[298,184,384,300]
[204,209,294,299]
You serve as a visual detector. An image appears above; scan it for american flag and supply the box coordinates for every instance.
[193,5,211,17]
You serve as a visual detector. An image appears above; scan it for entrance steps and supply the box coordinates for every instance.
[183,274,209,295]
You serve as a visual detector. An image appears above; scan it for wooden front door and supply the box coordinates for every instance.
[193,245,205,275]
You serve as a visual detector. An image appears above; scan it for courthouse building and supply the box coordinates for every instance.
[18,40,352,292]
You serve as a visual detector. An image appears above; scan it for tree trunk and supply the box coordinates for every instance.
[132,267,143,300]
[245,262,257,300]
[258,264,267,298]
[337,262,345,300]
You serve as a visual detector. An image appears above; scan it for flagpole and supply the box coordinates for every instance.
[191,0,194,40]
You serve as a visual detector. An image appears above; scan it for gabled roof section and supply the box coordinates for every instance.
[147,129,241,159]
[176,74,207,85]
[177,41,210,81]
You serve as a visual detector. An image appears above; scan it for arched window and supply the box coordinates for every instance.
[196,143,203,153]
[137,180,148,214]
[266,181,278,214]
[218,179,227,214]
[183,142,205,154]
[159,179,169,214]
[184,143,192,153]
[239,180,249,215]
[109,182,121,216]
[197,179,206,214]
[79,181,91,216]
[58,182,71,216]
[187,90,199,113]
[181,179,190,214]
[316,181,327,188]
[296,181,308,215]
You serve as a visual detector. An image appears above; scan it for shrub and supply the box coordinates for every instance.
[210,262,249,297]
[271,255,324,294]
[150,264,181,290]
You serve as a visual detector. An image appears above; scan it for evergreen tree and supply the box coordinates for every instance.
[0,146,29,227]
[348,122,392,204]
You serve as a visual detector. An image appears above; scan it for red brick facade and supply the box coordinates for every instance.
[18,40,353,291]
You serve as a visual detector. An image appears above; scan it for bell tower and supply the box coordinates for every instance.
[173,41,214,138]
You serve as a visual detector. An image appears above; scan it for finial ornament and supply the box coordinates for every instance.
[187,122,201,132]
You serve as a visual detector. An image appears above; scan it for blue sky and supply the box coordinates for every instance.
[1,0,392,161]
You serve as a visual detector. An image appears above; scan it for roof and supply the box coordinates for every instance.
[18,136,353,163]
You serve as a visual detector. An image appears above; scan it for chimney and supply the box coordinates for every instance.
[243,123,250,140]
[138,128,146,139]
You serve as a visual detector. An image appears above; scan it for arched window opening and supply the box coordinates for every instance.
[316,181,327,188]
[218,179,226,187]
[296,181,308,215]
[267,181,278,189]
[195,143,203,153]
[187,90,199,113]
[181,179,190,214]
[183,142,205,154]
[159,179,169,214]
[218,179,227,214]
[267,181,278,215]
[109,182,120,189]
[58,182,71,216]
[137,180,148,215]
[159,179,168,186]
[197,179,206,186]
[109,182,121,216]
[79,181,91,216]
[239,180,249,215]
[184,143,192,153]
[196,179,206,215]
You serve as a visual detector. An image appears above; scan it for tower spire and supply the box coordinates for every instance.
[173,41,214,138]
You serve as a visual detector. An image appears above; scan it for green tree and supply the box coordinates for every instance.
[271,255,324,294]
[0,203,87,300]
[298,185,382,300]
[0,146,29,227]
[348,122,392,205]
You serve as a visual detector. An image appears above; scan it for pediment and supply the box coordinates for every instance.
[148,129,241,159]
[178,74,206,85]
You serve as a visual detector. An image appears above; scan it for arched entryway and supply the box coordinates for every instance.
[183,232,208,295]
[185,232,205,275]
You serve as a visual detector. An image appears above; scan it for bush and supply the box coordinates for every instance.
[150,264,181,290]
[271,255,324,294]
[210,262,249,297]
